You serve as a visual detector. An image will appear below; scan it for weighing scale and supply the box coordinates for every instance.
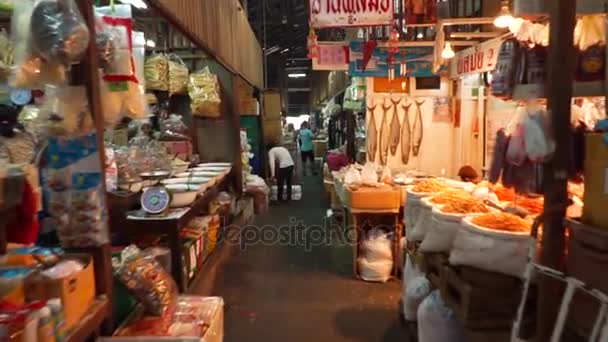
[139,171,172,216]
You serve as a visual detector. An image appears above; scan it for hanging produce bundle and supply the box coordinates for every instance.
[188,66,222,117]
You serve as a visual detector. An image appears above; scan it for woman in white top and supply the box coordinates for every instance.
[268,144,295,202]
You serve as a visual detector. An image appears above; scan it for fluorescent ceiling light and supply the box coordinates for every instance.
[119,0,148,9]
[145,39,156,48]
[288,73,306,78]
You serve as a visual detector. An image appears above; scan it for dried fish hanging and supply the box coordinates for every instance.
[401,102,413,165]
[412,100,425,156]
[379,101,391,165]
[367,105,378,162]
[389,98,401,156]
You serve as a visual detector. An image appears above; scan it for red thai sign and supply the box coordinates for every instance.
[449,37,504,78]
[309,0,394,28]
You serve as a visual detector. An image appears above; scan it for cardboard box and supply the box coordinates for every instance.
[26,254,95,330]
[263,119,283,144]
[583,133,608,228]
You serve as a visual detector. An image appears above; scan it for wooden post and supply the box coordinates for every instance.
[539,0,577,339]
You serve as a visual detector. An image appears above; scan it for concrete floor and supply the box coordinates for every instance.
[192,175,408,342]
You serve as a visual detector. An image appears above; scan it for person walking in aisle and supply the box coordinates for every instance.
[268,144,295,203]
[298,121,315,176]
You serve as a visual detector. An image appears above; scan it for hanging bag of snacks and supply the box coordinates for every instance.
[167,53,189,95]
[188,67,221,118]
[144,53,169,91]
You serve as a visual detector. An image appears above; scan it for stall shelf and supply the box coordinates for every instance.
[64,297,110,342]
[120,174,233,292]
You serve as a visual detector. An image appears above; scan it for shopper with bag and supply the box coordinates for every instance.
[268,144,295,203]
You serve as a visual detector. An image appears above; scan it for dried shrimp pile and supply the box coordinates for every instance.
[430,189,472,205]
[412,179,446,193]
[472,213,531,233]
[441,198,489,214]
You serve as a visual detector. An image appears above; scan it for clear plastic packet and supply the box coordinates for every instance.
[160,114,190,141]
[96,4,137,83]
[188,67,221,117]
[524,107,555,163]
[132,31,145,89]
[168,54,188,95]
[40,85,94,137]
[29,0,89,66]
[116,250,179,317]
[145,53,169,91]
[94,14,115,72]
[11,0,67,88]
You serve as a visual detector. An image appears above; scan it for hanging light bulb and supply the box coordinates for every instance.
[494,1,514,28]
[441,42,455,59]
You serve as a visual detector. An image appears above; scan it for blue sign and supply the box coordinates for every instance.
[349,41,443,78]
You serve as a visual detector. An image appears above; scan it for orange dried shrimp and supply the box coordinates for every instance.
[441,198,489,214]
[472,213,531,233]
[412,179,446,193]
[492,184,516,202]
[430,189,472,205]
[514,197,544,214]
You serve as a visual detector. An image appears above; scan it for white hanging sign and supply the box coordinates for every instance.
[449,36,505,78]
[309,0,394,29]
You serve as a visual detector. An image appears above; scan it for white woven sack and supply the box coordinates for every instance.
[404,187,424,237]
[358,257,393,282]
[410,198,437,241]
[419,206,465,253]
[450,216,532,278]
[403,276,431,321]
[417,290,465,342]
[362,230,393,263]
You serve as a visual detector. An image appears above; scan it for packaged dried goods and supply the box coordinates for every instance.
[144,53,169,91]
[40,85,94,137]
[188,67,221,117]
[411,179,446,194]
[168,54,188,95]
[115,247,178,317]
[96,5,137,83]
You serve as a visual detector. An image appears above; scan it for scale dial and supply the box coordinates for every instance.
[141,186,171,214]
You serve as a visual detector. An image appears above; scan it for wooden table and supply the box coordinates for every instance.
[119,176,230,292]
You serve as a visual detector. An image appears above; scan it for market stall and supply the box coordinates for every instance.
[0,0,261,340]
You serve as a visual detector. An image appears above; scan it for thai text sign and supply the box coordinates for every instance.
[449,37,504,78]
[310,0,394,28]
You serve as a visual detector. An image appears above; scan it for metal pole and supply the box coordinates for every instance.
[263,0,268,88]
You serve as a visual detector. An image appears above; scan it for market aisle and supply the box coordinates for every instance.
[193,175,408,342]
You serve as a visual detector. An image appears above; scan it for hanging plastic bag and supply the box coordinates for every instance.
[524,108,555,162]
[11,0,68,88]
[96,5,137,83]
[40,85,94,137]
[361,162,378,186]
[380,166,392,184]
[144,53,169,91]
[30,0,89,66]
[168,53,189,95]
[188,67,221,117]
[505,105,527,166]
[132,31,146,90]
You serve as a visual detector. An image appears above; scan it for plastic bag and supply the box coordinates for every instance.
[11,0,68,88]
[168,54,188,95]
[344,165,362,186]
[116,247,179,317]
[380,166,392,184]
[97,5,137,82]
[450,217,531,278]
[29,0,89,66]
[144,53,169,91]
[361,162,378,186]
[160,114,190,141]
[524,108,555,162]
[417,290,464,342]
[575,15,606,51]
[404,276,431,321]
[361,229,393,262]
[358,257,393,283]
[40,85,94,137]
[505,106,527,166]
[188,67,221,117]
